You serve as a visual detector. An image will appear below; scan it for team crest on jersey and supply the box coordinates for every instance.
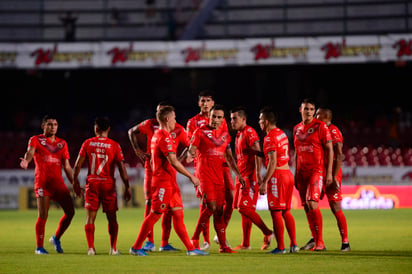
[308,128,314,134]
[167,145,173,150]
[57,143,63,149]
[160,203,166,210]
[171,132,176,139]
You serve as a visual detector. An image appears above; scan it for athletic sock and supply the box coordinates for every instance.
[192,206,212,241]
[108,221,119,250]
[310,208,324,247]
[282,209,297,246]
[161,210,173,247]
[172,209,193,250]
[271,210,285,250]
[240,214,252,247]
[54,213,72,239]
[334,210,349,243]
[144,202,154,243]
[85,224,95,249]
[132,212,161,250]
[239,207,272,236]
[35,217,47,248]
[213,212,227,249]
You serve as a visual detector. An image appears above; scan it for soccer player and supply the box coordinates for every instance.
[128,102,188,252]
[20,115,78,255]
[293,99,334,251]
[72,117,131,255]
[314,107,350,251]
[187,104,245,253]
[230,106,274,250]
[187,91,235,250]
[259,107,299,254]
[129,106,208,256]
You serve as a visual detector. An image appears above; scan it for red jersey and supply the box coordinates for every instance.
[150,128,178,189]
[190,125,231,184]
[28,134,70,181]
[137,118,188,154]
[235,125,260,180]
[263,127,290,167]
[293,118,332,172]
[136,118,160,154]
[327,123,343,178]
[79,136,125,180]
[186,113,229,140]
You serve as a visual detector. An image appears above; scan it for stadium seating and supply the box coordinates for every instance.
[0,0,409,42]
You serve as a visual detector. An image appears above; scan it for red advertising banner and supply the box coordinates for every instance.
[257,185,412,210]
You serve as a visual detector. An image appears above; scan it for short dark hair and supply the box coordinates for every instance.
[230,106,247,119]
[260,106,277,125]
[94,117,111,131]
[42,115,57,124]
[301,98,316,107]
[211,104,225,114]
[156,105,175,123]
[157,101,170,107]
[198,90,214,100]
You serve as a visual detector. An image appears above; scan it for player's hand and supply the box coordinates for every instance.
[190,176,200,187]
[124,188,132,202]
[259,182,267,195]
[238,177,246,189]
[135,150,150,164]
[72,181,83,198]
[325,173,333,188]
[19,158,28,169]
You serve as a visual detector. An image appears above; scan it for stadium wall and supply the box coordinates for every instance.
[1,34,412,69]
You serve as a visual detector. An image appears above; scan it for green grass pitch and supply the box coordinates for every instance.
[0,208,411,273]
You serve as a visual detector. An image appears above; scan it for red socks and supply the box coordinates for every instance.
[240,214,252,247]
[35,217,47,248]
[271,210,285,250]
[172,210,193,250]
[239,207,272,236]
[54,213,72,240]
[334,210,349,243]
[282,210,297,246]
[213,212,227,249]
[144,202,154,243]
[192,205,212,241]
[161,211,173,247]
[307,208,324,247]
[108,221,118,250]
[132,212,161,250]
[85,224,95,249]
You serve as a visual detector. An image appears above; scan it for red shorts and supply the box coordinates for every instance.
[34,176,71,201]
[223,165,235,191]
[267,169,294,210]
[233,177,258,209]
[144,161,153,200]
[151,186,183,213]
[85,177,118,213]
[324,178,343,202]
[295,170,324,206]
[200,181,225,206]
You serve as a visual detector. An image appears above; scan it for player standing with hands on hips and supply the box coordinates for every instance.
[20,115,78,255]
[73,117,131,255]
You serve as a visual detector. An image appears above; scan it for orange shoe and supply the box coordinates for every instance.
[311,245,327,252]
[191,239,200,249]
[219,247,237,253]
[261,233,274,250]
[233,245,251,250]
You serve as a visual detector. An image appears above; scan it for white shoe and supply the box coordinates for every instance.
[109,248,120,255]
[200,242,210,251]
[88,248,96,256]
[213,235,231,248]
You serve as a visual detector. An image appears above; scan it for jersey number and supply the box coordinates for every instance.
[90,153,108,175]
